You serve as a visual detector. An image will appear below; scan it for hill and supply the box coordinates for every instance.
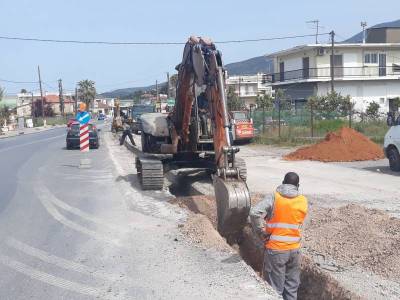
[225,56,273,75]
[102,55,273,98]
[344,19,400,43]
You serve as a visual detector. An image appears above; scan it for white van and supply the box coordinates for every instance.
[384,121,400,171]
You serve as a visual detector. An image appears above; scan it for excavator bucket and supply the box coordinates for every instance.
[213,176,251,241]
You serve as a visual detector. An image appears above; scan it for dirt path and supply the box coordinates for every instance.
[239,144,400,217]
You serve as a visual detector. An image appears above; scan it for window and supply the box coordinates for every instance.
[364,53,378,64]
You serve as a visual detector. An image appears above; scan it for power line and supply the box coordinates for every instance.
[0,33,330,46]
[0,78,37,84]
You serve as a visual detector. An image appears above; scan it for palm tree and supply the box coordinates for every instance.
[77,80,96,110]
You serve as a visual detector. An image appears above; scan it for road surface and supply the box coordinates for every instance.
[0,124,274,299]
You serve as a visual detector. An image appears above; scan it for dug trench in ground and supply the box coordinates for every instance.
[168,171,400,300]
[167,172,359,300]
[120,134,400,298]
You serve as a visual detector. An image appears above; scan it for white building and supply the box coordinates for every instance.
[226,73,272,108]
[266,25,400,113]
[17,92,75,117]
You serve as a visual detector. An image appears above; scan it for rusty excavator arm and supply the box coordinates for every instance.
[170,36,251,239]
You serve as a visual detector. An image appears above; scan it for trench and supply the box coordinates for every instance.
[168,171,359,300]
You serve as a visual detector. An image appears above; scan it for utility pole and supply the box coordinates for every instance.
[75,87,78,114]
[58,79,64,116]
[307,20,320,44]
[330,31,336,93]
[37,65,45,120]
[31,92,36,125]
[156,80,159,112]
[166,72,170,98]
[361,21,367,44]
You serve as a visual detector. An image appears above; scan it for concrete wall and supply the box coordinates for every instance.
[317,80,400,112]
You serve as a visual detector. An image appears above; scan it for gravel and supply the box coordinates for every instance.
[304,203,400,281]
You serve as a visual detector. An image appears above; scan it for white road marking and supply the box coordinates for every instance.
[35,186,121,247]
[6,238,125,282]
[0,253,104,298]
[0,134,65,153]
[37,183,129,233]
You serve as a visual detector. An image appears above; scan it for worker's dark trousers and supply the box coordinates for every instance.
[263,248,301,300]
[120,130,135,146]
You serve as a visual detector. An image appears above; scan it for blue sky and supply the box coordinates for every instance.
[1,0,399,94]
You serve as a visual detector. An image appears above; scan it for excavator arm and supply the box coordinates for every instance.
[172,37,251,240]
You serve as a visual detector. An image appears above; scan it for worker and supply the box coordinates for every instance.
[197,92,209,137]
[250,172,308,300]
[120,119,136,146]
[387,111,395,126]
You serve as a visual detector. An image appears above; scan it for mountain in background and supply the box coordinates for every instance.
[344,19,400,43]
[103,19,400,99]
[224,55,273,75]
[101,86,153,98]
[101,55,273,98]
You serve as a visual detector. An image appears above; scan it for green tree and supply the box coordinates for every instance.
[275,88,291,110]
[274,89,290,138]
[77,80,96,109]
[20,88,27,94]
[227,86,243,111]
[0,86,4,102]
[256,94,273,134]
[366,101,380,120]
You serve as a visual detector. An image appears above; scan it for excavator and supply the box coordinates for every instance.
[111,99,123,132]
[136,36,251,240]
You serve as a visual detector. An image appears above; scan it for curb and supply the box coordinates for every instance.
[0,125,64,140]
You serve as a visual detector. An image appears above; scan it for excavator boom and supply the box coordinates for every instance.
[137,36,251,240]
[172,37,251,239]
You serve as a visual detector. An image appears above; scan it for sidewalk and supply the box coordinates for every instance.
[0,125,65,139]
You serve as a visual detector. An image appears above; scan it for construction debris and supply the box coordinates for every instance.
[304,204,400,280]
[284,127,385,162]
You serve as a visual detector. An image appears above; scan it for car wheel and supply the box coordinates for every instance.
[66,142,71,150]
[388,147,400,172]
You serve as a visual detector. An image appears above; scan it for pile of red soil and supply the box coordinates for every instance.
[284,127,384,162]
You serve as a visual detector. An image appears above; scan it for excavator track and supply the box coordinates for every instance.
[136,157,164,190]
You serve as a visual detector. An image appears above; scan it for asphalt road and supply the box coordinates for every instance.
[0,123,273,299]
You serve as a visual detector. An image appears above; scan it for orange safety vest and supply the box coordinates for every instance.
[265,191,308,251]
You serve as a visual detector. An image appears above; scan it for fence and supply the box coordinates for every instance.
[250,106,388,144]
[33,114,74,127]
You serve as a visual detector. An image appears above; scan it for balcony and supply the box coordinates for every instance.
[270,65,400,84]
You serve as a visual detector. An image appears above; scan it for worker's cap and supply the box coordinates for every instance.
[79,103,86,111]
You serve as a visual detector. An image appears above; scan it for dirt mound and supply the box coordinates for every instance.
[284,127,384,162]
[180,213,231,252]
[170,195,217,228]
[304,204,400,280]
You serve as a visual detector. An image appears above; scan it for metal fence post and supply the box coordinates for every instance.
[311,105,314,137]
[278,99,281,138]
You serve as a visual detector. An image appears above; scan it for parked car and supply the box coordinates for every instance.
[67,118,76,128]
[66,122,100,149]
